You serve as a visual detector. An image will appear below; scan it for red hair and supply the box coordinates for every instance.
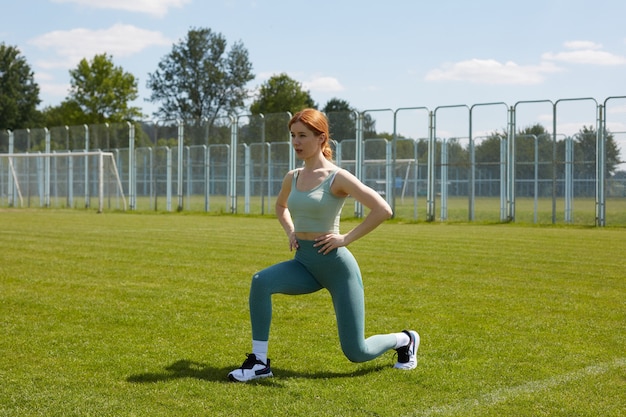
[289,108,333,161]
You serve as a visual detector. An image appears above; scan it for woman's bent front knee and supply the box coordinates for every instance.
[341,343,372,363]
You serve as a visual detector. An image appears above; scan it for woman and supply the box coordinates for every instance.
[228,108,419,382]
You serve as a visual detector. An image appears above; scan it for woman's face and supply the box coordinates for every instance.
[290,121,324,160]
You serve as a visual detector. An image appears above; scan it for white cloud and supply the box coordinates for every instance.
[563,40,602,50]
[256,71,276,82]
[606,104,626,115]
[29,24,171,69]
[542,50,626,65]
[253,73,345,93]
[38,81,71,98]
[51,0,189,18]
[302,76,344,93]
[34,72,55,82]
[425,40,626,86]
[542,40,626,65]
[425,59,562,85]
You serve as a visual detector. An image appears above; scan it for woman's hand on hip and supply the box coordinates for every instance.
[289,232,300,251]
[313,233,347,255]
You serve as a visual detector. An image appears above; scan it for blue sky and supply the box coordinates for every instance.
[2,0,626,151]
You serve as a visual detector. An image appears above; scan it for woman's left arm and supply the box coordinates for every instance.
[314,169,393,254]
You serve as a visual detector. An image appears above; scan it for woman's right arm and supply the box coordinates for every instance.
[275,170,299,251]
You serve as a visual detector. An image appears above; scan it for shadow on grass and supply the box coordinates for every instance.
[126,359,387,385]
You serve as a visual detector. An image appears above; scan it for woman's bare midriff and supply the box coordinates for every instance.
[295,232,330,240]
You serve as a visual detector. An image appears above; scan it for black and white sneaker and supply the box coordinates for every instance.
[393,330,419,370]
[228,354,273,382]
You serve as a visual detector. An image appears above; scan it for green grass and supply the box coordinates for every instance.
[1,210,624,416]
[31,193,626,226]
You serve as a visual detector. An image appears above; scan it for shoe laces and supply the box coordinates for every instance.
[240,353,263,369]
[395,344,410,363]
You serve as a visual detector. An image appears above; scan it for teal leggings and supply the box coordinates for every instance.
[249,240,396,362]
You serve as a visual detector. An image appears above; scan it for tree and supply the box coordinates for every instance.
[0,43,40,130]
[322,98,378,141]
[574,125,621,178]
[322,98,351,114]
[248,73,316,143]
[40,100,86,128]
[249,73,316,115]
[323,98,356,141]
[68,53,143,124]
[147,27,254,125]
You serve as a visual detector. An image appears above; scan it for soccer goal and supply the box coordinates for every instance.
[1,151,126,212]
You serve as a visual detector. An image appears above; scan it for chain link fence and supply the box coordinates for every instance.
[1,97,625,226]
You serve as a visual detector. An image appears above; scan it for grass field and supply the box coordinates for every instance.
[19,193,626,226]
[1,210,625,416]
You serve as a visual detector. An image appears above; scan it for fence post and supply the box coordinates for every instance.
[355,112,364,218]
[440,139,448,221]
[427,111,436,221]
[44,128,50,208]
[229,116,237,214]
[128,122,136,210]
[499,136,507,221]
[564,136,574,223]
[166,147,172,212]
[244,144,251,214]
[177,120,184,212]
[506,106,515,222]
[84,125,89,209]
[596,104,606,226]
[98,151,104,213]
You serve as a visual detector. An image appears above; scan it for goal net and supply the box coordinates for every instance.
[1,151,126,212]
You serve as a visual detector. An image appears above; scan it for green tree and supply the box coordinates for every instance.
[250,73,316,115]
[574,125,621,178]
[322,98,379,141]
[515,124,553,191]
[248,73,316,143]
[0,43,40,130]
[68,53,143,124]
[322,98,351,114]
[147,27,254,126]
[39,100,85,128]
[323,98,356,141]
[475,124,553,195]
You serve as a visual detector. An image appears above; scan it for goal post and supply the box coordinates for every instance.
[1,151,127,213]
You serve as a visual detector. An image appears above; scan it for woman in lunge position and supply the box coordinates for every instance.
[228,108,419,382]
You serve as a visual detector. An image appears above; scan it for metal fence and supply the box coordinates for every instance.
[1,96,625,226]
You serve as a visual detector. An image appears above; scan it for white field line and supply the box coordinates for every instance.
[407,357,626,417]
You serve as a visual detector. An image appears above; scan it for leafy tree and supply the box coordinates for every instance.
[473,130,507,197]
[68,53,143,124]
[322,97,379,141]
[515,124,553,187]
[473,123,622,197]
[147,27,254,126]
[250,73,316,115]
[574,125,620,178]
[323,98,356,141]
[475,124,553,191]
[248,73,316,143]
[322,98,351,114]
[40,101,85,128]
[0,43,40,130]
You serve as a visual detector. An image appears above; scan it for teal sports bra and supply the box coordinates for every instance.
[287,169,346,233]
